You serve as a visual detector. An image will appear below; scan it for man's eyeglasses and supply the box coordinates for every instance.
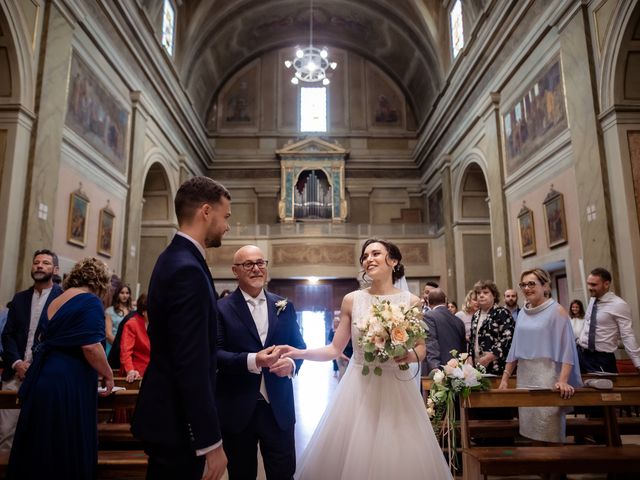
[234,260,269,271]
[518,281,539,290]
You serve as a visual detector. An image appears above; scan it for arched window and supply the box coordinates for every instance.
[450,0,464,59]
[162,0,176,56]
[300,87,327,132]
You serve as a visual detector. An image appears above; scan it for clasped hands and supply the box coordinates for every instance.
[256,345,296,377]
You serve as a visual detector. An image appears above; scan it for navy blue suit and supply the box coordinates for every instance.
[131,235,221,479]
[216,288,306,479]
[1,284,63,382]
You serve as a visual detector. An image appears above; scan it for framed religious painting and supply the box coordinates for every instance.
[67,189,90,247]
[97,204,115,257]
[543,187,568,248]
[517,204,536,257]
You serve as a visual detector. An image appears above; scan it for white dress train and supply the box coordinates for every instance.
[295,290,452,480]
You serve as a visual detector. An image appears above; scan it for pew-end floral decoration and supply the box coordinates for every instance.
[427,350,490,473]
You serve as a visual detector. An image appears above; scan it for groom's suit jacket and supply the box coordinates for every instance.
[216,288,306,433]
[132,234,221,450]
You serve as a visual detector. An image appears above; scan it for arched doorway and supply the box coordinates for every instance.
[137,163,174,295]
[598,1,640,320]
[454,162,492,297]
[0,4,35,301]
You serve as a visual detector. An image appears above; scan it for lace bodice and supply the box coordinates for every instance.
[350,289,412,367]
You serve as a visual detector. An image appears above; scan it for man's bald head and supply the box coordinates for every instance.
[427,288,447,307]
[233,244,262,264]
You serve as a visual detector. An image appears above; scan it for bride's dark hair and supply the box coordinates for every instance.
[359,238,405,284]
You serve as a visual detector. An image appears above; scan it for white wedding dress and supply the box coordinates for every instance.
[295,290,452,480]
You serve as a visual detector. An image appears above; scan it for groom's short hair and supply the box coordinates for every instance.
[175,176,231,225]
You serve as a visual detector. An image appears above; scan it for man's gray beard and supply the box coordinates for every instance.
[31,271,53,282]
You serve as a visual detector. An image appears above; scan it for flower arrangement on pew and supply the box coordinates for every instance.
[427,350,490,473]
[355,297,426,376]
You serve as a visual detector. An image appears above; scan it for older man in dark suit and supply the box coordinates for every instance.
[217,245,306,480]
[132,177,230,480]
[0,249,63,454]
[423,288,466,374]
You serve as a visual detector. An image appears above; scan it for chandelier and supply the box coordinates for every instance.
[284,0,337,85]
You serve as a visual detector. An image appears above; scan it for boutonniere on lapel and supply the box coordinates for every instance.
[275,298,288,315]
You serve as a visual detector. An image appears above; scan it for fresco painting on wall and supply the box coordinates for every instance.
[503,58,567,175]
[367,65,402,127]
[517,204,536,257]
[221,66,259,129]
[428,187,444,230]
[67,190,90,247]
[65,53,129,172]
[543,187,568,248]
[98,204,115,258]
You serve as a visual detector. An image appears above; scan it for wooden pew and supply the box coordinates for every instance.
[0,450,147,479]
[0,389,146,476]
[0,389,139,410]
[460,387,640,479]
[421,372,640,394]
[113,377,142,389]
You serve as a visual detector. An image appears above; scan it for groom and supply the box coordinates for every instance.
[216,245,306,479]
[132,177,230,480]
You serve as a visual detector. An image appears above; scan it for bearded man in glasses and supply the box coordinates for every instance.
[216,245,306,480]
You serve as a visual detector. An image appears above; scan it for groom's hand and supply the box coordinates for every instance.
[203,445,227,480]
[256,345,280,368]
[269,357,295,377]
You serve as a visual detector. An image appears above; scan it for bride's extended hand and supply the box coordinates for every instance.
[279,345,304,360]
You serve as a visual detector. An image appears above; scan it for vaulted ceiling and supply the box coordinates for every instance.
[150,0,462,128]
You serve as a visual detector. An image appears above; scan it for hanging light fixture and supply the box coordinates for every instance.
[284,0,337,85]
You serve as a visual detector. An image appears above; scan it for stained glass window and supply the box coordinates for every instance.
[300,87,327,132]
[162,0,176,56]
[450,0,464,58]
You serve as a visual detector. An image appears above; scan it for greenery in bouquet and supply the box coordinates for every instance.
[427,350,490,472]
[354,297,426,376]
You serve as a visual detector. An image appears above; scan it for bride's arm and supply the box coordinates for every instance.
[281,293,354,362]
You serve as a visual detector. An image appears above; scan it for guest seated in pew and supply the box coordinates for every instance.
[7,257,114,480]
[119,293,150,383]
[499,268,582,444]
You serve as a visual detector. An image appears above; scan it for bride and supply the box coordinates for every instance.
[279,239,452,479]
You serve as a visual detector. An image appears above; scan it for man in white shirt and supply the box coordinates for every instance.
[577,267,640,374]
[0,249,63,454]
[216,245,306,479]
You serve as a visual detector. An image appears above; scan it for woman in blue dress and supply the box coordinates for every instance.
[499,268,582,443]
[8,257,115,479]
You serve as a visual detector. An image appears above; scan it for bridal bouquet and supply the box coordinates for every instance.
[354,297,426,376]
[427,350,490,472]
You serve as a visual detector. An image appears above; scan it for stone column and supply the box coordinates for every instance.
[121,91,148,287]
[18,3,74,289]
[0,107,35,302]
[482,92,512,291]
[439,156,457,298]
[557,4,616,278]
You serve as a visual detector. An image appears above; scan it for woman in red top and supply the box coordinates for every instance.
[119,294,150,383]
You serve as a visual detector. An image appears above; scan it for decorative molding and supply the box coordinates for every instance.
[272,243,355,266]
